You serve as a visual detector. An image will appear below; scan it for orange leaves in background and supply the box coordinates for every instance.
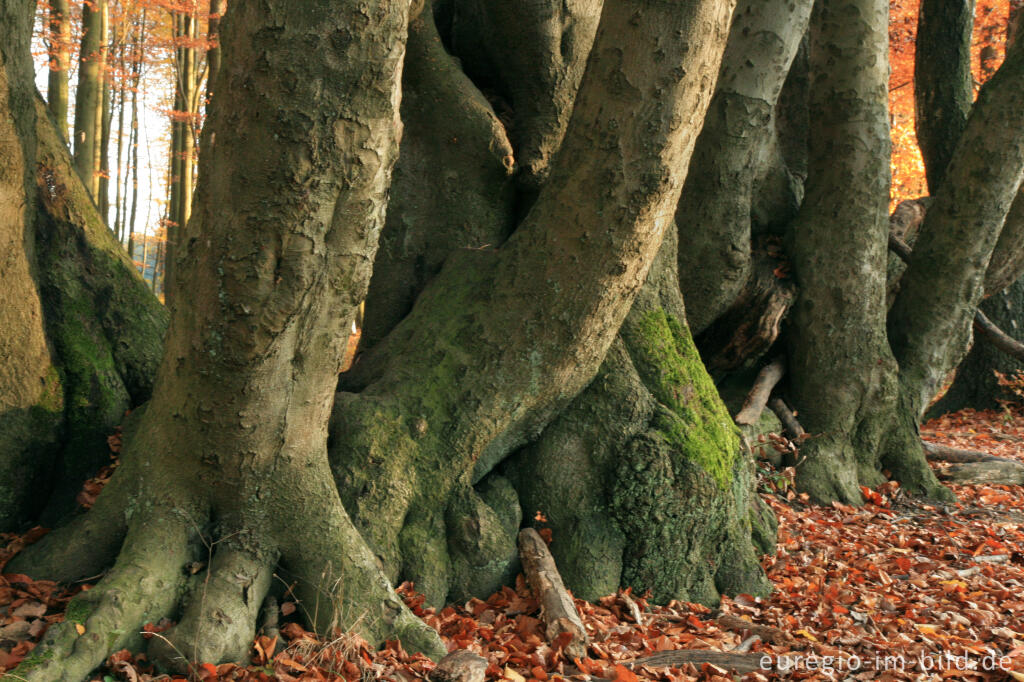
[889,0,1012,208]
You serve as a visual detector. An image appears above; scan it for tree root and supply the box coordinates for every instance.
[938,460,1024,485]
[5,474,127,582]
[921,439,1006,463]
[10,514,192,682]
[9,464,446,682]
[148,543,276,673]
[734,357,785,426]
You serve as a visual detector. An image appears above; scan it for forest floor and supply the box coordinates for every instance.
[2,406,1024,682]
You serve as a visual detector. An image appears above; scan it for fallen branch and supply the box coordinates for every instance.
[625,650,765,674]
[735,357,786,426]
[973,309,1024,361]
[428,650,488,682]
[715,613,792,645]
[937,460,1024,485]
[566,649,766,679]
[517,528,588,659]
[921,440,1006,464]
[768,396,805,440]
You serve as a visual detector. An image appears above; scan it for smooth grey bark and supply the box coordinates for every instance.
[332,0,737,610]
[359,2,516,351]
[676,0,812,334]
[914,0,975,193]
[985,189,1024,295]
[929,275,1024,416]
[787,0,946,503]
[11,1,444,679]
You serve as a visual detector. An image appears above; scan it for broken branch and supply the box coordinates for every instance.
[517,528,588,660]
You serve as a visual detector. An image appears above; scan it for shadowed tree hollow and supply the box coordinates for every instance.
[1,0,1024,678]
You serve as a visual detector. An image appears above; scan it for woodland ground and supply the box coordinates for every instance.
[2,404,1024,682]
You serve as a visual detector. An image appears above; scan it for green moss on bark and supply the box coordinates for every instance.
[624,309,739,489]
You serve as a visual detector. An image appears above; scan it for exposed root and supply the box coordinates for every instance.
[794,438,863,505]
[880,414,955,502]
[9,514,192,682]
[922,439,1006,463]
[148,543,275,672]
[5,475,127,582]
[275,474,447,661]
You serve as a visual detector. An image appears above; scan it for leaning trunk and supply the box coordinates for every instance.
[0,0,63,531]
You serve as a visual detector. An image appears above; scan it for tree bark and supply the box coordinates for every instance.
[73,0,104,197]
[0,0,63,531]
[331,0,738,612]
[45,0,71,142]
[32,93,167,524]
[675,0,812,334]
[206,0,223,104]
[889,35,1024,420]
[505,227,773,606]
[11,1,442,677]
[929,275,1024,415]
[449,0,601,189]
[358,2,516,351]
[787,0,946,503]
[914,0,975,193]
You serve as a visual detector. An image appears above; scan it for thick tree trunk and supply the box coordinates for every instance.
[11,1,442,678]
[0,0,63,531]
[1,0,165,532]
[359,2,516,351]
[675,0,812,334]
[507,228,773,606]
[32,93,167,524]
[449,0,601,189]
[333,0,738,611]
[930,275,1024,415]
[787,0,947,503]
[914,0,974,193]
[889,36,1024,420]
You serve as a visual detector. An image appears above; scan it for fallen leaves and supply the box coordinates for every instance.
[3,418,1024,681]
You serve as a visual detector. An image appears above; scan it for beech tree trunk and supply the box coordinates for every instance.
[7,0,1024,679]
[914,0,974,193]
[9,0,745,678]
[930,275,1024,416]
[787,0,947,503]
[676,0,812,334]
[0,0,62,531]
[0,0,165,532]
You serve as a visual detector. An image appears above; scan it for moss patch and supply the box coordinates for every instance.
[623,309,739,488]
[64,596,93,625]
